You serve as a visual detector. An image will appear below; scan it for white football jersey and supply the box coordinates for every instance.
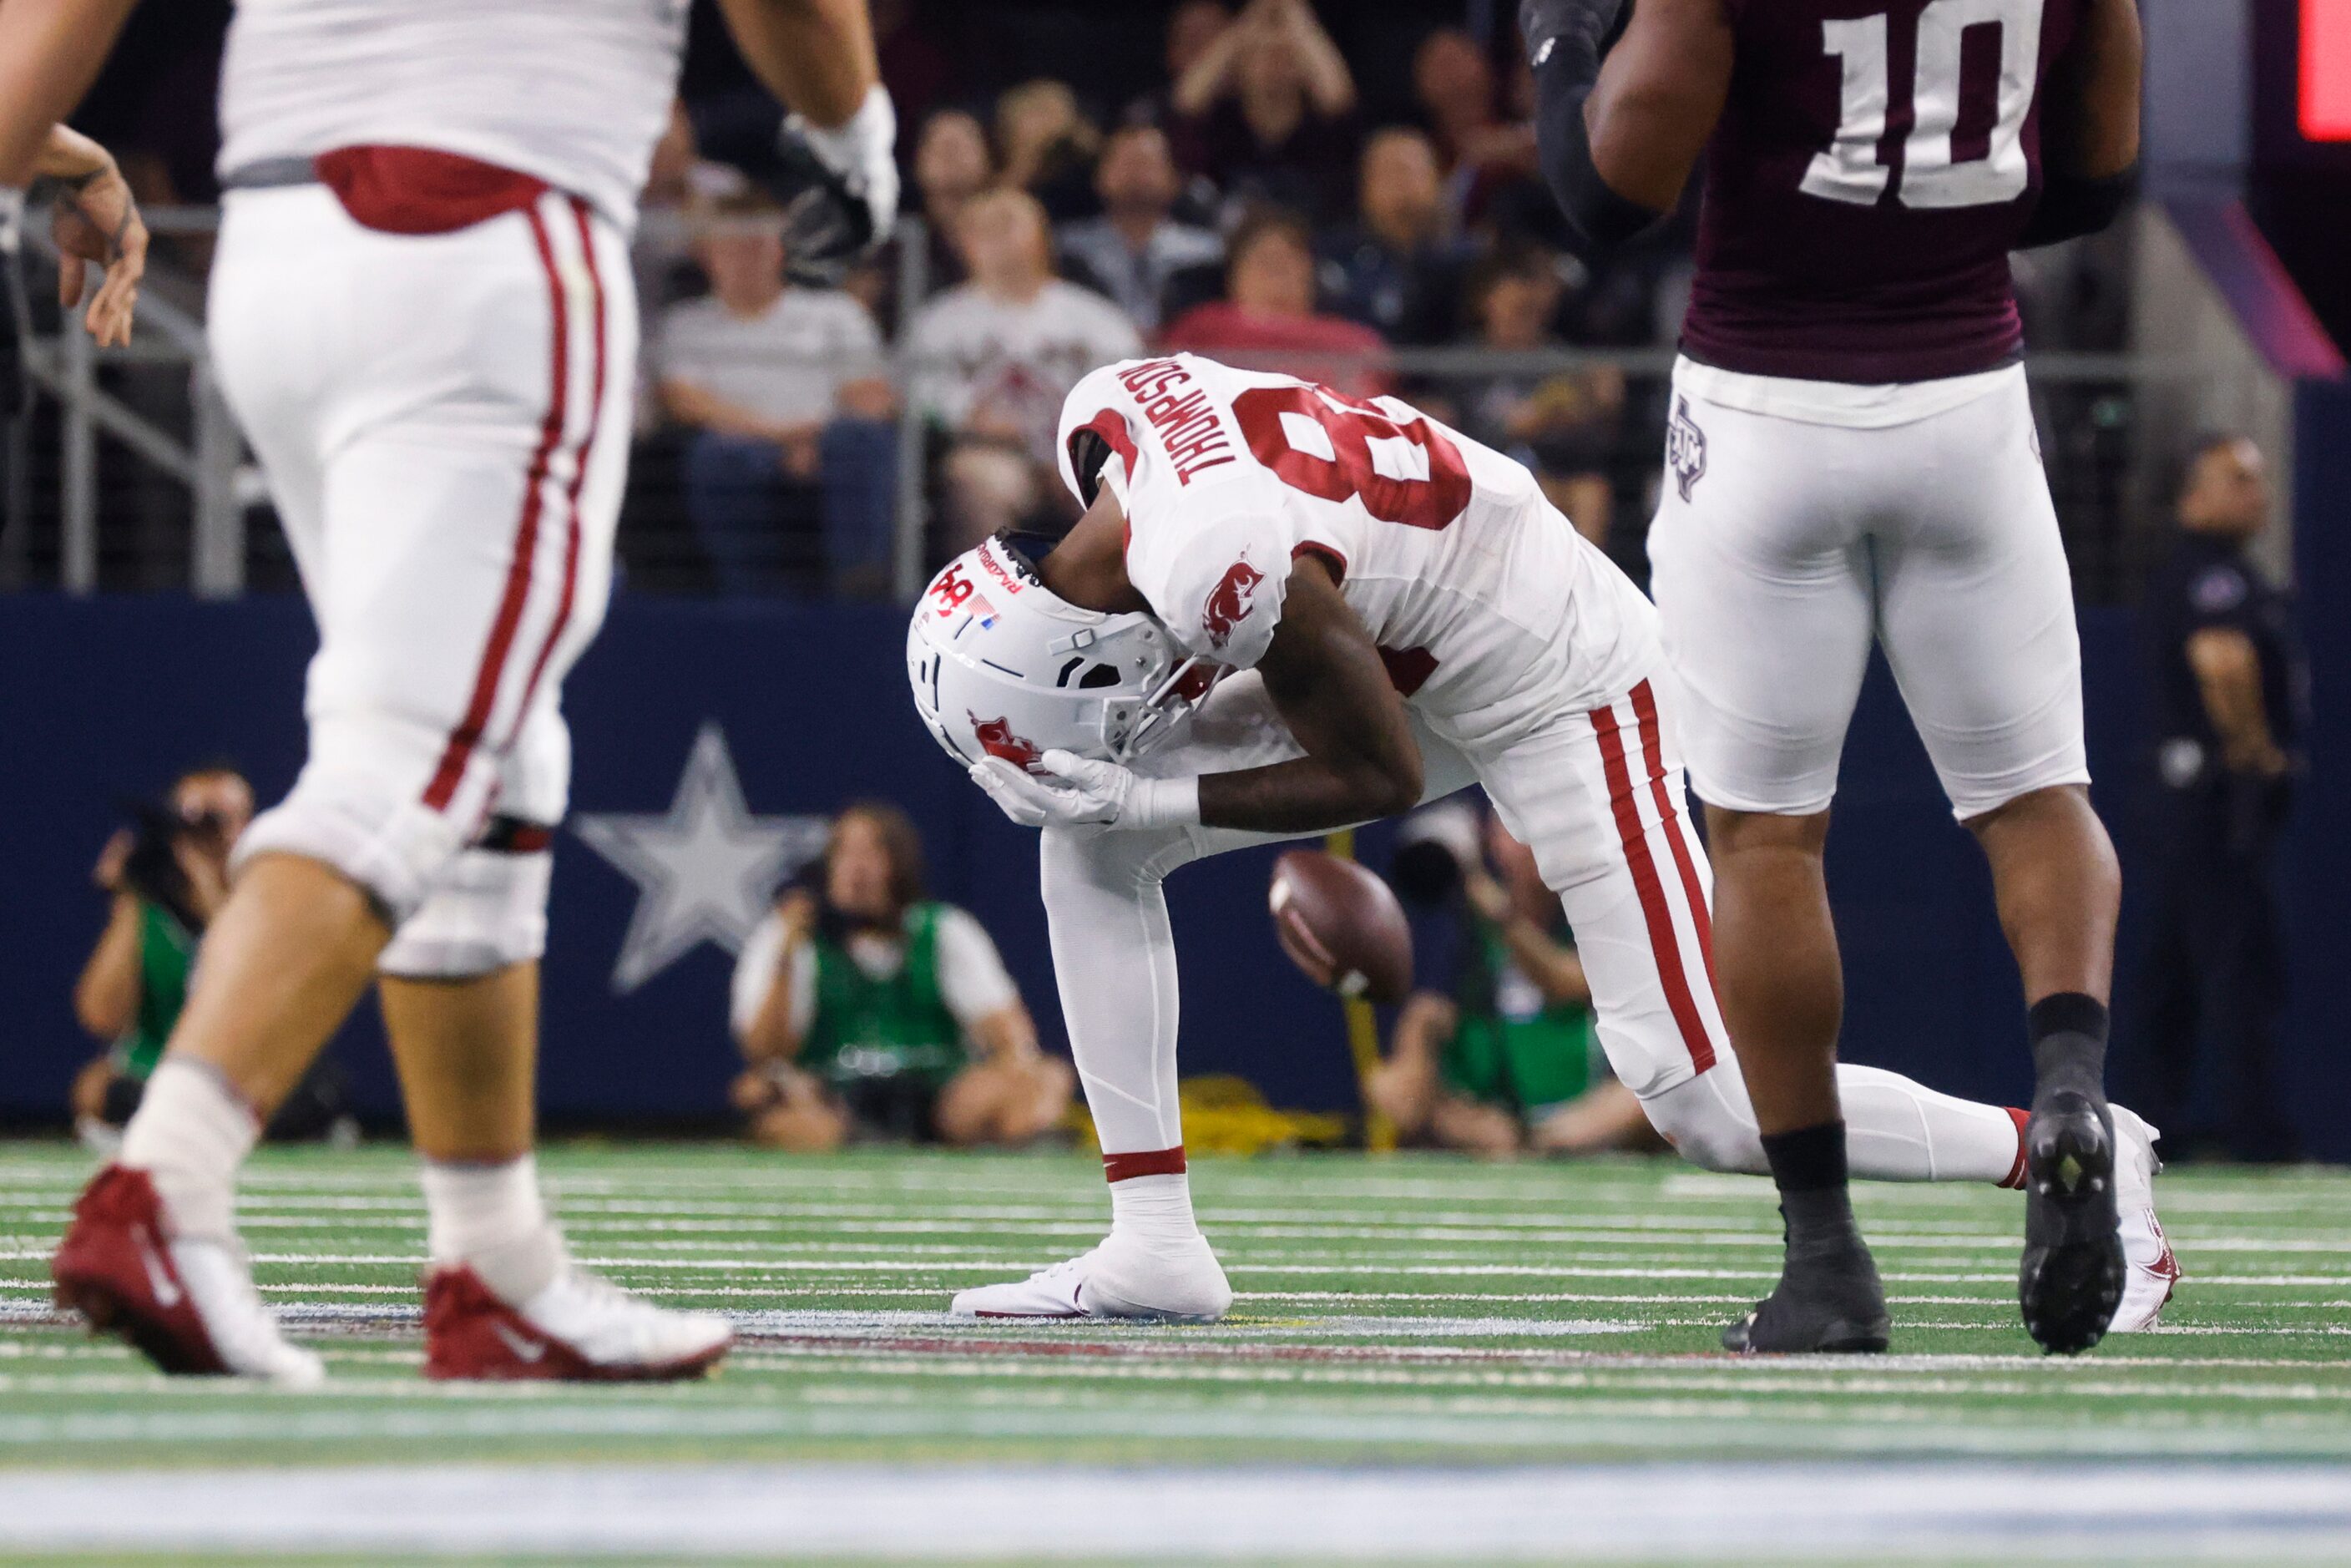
[218,0,690,230]
[1054,354,1655,742]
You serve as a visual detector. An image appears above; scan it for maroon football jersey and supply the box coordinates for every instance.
[1681,0,2088,384]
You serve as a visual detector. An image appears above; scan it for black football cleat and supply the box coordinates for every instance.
[1723,1237,1891,1355]
[2018,1090,2126,1355]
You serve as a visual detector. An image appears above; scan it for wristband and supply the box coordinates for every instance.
[1126,773,1202,832]
[794,83,896,175]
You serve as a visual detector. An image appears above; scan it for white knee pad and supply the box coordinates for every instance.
[377,832,553,979]
[234,761,472,924]
[1640,1070,1767,1176]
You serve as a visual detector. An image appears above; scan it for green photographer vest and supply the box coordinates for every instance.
[801,903,968,1090]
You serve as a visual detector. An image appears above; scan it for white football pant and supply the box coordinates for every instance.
[1043,664,2028,1186]
[208,182,633,974]
[1648,359,2090,821]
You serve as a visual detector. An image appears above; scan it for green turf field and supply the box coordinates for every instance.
[2,1141,2348,1562]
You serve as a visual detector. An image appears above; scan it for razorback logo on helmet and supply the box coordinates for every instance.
[1201,559,1266,652]
[968,712,1045,773]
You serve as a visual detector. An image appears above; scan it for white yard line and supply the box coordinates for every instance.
[3,1459,2351,1559]
[0,1399,2345,1459]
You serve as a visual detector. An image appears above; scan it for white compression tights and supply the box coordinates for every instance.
[1641,1057,2022,1183]
[1044,819,2025,1186]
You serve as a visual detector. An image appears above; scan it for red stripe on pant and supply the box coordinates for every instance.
[503,197,607,741]
[1630,680,1716,988]
[421,198,572,813]
[1104,1146,1186,1182]
[1592,697,1718,1074]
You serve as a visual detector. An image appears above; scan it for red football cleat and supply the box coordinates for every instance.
[422,1262,731,1382]
[52,1165,322,1385]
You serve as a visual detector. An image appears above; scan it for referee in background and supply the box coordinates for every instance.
[0,120,147,579]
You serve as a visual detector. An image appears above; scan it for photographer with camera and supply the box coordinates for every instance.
[72,765,350,1150]
[730,802,1072,1150]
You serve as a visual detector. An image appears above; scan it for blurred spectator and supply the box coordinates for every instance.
[632,104,709,436]
[1171,0,1359,224]
[1318,126,1471,346]
[1162,207,1388,395]
[871,0,957,131]
[1411,27,1539,223]
[1368,811,1657,1156]
[1058,124,1223,331]
[1452,245,1623,543]
[1131,0,1233,127]
[908,188,1141,553]
[909,108,996,291]
[73,766,352,1151]
[995,78,1102,223]
[635,104,702,308]
[2126,434,2306,1162]
[731,803,1072,1150]
[658,190,897,597]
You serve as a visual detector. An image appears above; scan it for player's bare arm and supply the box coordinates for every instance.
[1522,0,1732,257]
[2017,0,2143,247]
[715,0,899,278]
[715,0,880,126]
[970,488,1421,837]
[38,124,146,349]
[0,0,139,187]
[1195,556,1424,835]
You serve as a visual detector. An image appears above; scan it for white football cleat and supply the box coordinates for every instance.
[2109,1105,2182,1333]
[52,1164,325,1388]
[950,1232,1232,1322]
[424,1262,732,1381]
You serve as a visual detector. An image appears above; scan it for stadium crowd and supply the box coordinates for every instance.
[612,0,1688,595]
[38,0,2134,603]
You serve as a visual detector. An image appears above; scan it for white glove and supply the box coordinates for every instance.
[776,83,898,283]
[968,749,1201,833]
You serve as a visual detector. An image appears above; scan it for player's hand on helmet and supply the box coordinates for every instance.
[968,750,1199,834]
[773,83,898,286]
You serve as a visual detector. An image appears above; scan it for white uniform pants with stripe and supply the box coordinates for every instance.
[1042,662,2026,1186]
[208,183,630,968]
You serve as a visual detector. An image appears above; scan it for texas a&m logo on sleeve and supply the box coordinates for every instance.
[1667,396,1707,503]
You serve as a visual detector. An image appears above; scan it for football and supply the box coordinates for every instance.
[1267,850,1413,1005]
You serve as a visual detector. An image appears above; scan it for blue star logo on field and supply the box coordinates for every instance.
[573,722,827,993]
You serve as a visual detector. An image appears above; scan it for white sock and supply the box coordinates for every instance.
[118,1059,258,1242]
[1838,1064,2024,1185]
[1110,1171,1201,1248]
[419,1156,564,1304]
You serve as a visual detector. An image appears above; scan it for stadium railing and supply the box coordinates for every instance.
[0,208,2239,609]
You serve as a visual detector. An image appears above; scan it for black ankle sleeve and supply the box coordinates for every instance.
[1760,1120,1849,1193]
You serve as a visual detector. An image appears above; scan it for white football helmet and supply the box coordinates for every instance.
[908,536,1210,774]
